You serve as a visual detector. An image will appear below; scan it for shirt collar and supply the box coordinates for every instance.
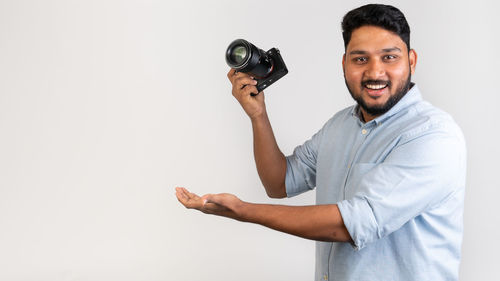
[351,83,422,125]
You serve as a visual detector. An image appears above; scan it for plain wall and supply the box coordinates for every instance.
[0,0,498,280]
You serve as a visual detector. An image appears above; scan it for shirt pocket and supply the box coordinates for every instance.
[344,163,377,199]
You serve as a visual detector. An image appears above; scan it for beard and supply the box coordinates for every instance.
[345,71,412,116]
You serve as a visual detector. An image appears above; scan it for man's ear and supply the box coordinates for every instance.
[342,53,346,72]
[409,49,417,74]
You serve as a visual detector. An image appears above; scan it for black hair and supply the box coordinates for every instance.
[341,4,410,51]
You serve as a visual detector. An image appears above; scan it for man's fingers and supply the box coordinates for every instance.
[175,192,188,206]
[227,69,240,83]
[229,69,256,84]
[245,86,259,97]
[233,80,258,97]
[175,187,188,200]
[175,187,191,207]
[175,187,205,209]
[176,190,241,220]
[234,76,257,91]
[177,187,192,200]
[227,68,237,80]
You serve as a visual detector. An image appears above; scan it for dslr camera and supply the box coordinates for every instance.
[225,39,288,93]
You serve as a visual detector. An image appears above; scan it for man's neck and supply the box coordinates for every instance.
[360,109,377,123]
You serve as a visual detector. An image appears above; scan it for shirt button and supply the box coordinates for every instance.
[361,129,368,135]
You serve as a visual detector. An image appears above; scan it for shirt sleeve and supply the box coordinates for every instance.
[337,123,466,250]
[285,127,325,197]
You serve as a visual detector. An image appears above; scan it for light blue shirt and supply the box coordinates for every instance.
[285,85,466,281]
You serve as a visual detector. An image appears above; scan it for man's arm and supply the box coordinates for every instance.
[251,112,287,198]
[227,69,287,198]
[175,187,352,243]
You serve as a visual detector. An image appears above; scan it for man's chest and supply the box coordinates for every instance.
[314,122,401,204]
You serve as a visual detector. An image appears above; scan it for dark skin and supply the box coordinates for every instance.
[176,25,417,243]
[343,26,417,122]
[174,67,352,242]
[175,187,351,242]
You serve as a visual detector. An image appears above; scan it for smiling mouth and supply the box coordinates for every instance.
[364,83,388,90]
[362,80,390,92]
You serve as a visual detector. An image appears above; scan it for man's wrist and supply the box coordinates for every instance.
[234,200,255,223]
[250,110,269,124]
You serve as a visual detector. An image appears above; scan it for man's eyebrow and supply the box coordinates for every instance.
[381,47,402,53]
[349,50,367,55]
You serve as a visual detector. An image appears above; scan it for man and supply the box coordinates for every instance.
[176,4,466,281]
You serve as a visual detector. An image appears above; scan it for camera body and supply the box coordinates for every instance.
[253,47,288,92]
[225,39,288,93]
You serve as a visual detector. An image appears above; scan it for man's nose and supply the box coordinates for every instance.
[365,59,386,79]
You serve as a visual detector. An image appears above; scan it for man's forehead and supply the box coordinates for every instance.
[346,26,407,53]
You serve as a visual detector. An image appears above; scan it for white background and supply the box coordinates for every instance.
[0,0,498,280]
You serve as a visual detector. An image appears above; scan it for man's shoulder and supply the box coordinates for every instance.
[323,105,357,127]
[393,99,465,145]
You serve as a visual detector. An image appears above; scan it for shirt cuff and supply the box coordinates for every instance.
[337,196,380,250]
[285,156,310,197]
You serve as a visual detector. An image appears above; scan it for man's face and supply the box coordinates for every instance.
[342,25,417,122]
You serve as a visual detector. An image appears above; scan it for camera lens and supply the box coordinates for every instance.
[226,39,252,69]
[230,46,247,64]
[225,39,273,79]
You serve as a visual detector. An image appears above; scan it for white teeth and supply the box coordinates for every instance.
[365,84,387,90]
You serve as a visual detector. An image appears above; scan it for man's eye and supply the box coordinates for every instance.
[354,57,367,63]
[383,55,397,61]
